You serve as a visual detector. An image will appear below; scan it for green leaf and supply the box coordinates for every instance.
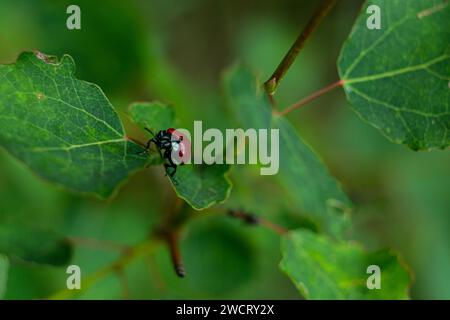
[338,0,450,150]
[0,255,8,299]
[0,52,148,198]
[273,116,351,238]
[129,101,175,131]
[129,101,232,210]
[223,65,351,237]
[169,164,231,210]
[280,229,411,299]
[223,64,272,130]
[0,222,73,266]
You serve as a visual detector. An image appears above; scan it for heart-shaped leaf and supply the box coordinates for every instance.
[339,0,450,150]
[280,229,411,299]
[0,52,148,198]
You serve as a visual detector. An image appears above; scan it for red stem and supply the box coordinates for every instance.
[277,79,344,116]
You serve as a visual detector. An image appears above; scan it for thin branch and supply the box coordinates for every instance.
[49,198,189,299]
[264,0,339,96]
[166,232,186,277]
[228,210,288,236]
[277,79,344,116]
[155,198,188,278]
[259,219,289,236]
[49,239,159,300]
[68,237,131,253]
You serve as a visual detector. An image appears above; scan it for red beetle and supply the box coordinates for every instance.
[143,128,191,177]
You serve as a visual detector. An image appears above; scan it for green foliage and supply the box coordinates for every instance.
[273,116,352,238]
[129,101,175,132]
[339,0,450,150]
[223,65,272,130]
[0,221,72,266]
[224,65,352,238]
[0,53,231,209]
[128,101,232,210]
[0,255,8,299]
[1,0,446,299]
[0,52,148,198]
[169,164,231,210]
[160,216,256,297]
[280,229,411,299]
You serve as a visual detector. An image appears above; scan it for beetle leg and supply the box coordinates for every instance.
[163,148,178,177]
[156,146,163,159]
[138,139,152,156]
[164,163,177,177]
[164,149,175,166]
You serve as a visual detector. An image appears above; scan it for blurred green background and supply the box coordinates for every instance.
[0,0,449,299]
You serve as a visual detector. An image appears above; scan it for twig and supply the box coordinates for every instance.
[259,219,289,236]
[166,232,186,277]
[156,198,189,278]
[277,79,344,116]
[49,197,189,299]
[264,0,339,96]
[228,210,288,235]
[49,240,159,300]
[67,237,131,253]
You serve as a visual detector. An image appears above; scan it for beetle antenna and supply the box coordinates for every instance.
[144,127,155,136]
